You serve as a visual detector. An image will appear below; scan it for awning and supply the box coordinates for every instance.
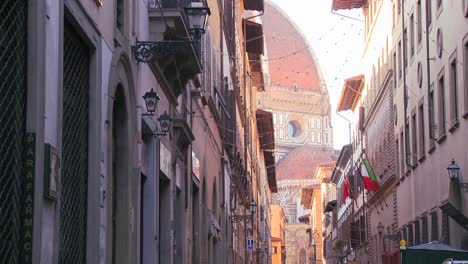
[298,214,310,224]
[330,144,352,184]
[265,150,277,193]
[244,0,264,12]
[256,109,276,192]
[336,75,364,112]
[332,0,366,11]
[300,184,320,209]
[249,53,265,90]
[256,109,274,150]
[244,19,264,55]
[324,200,337,213]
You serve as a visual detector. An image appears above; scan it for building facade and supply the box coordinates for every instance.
[331,0,468,263]
[0,0,276,264]
[271,205,286,264]
[300,162,335,264]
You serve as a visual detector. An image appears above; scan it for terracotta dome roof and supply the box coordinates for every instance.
[263,2,322,90]
[276,146,336,181]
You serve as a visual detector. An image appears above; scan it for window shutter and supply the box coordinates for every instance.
[421,215,428,243]
[431,211,439,241]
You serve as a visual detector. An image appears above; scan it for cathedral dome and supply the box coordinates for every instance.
[276,146,335,181]
[263,1,323,91]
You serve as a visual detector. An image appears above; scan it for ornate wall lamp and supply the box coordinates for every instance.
[142,88,172,137]
[447,159,468,190]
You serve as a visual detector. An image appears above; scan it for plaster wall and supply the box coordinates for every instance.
[393,0,468,231]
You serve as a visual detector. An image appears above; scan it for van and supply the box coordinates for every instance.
[442,259,468,264]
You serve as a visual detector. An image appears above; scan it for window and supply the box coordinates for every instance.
[400,131,405,177]
[360,214,367,244]
[396,138,400,178]
[393,52,398,88]
[404,28,408,69]
[272,246,277,254]
[410,14,415,57]
[431,211,439,241]
[417,0,422,43]
[411,112,417,165]
[402,226,408,242]
[465,39,468,116]
[398,41,402,79]
[438,71,446,139]
[426,0,432,27]
[418,101,426,158]
[408,224,414,246]
[449,54,459,128]
[428,86,436,148]
[202,30,212,94]
[422,215,428,243]
[442,212,450,244]
[414,220,421,245]
[405,121,411,171]
[116,0,124,31]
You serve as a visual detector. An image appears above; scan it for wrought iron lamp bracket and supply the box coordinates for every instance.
[231,215,252,223]
[134,41,195,63]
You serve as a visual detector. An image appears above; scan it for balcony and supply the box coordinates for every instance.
[135,0,207,100]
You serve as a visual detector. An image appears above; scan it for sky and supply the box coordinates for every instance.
[267,0,364,150]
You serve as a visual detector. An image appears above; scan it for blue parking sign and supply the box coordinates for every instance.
[247,237,254,251]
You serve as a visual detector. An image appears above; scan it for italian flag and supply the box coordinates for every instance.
[361,159,379,192]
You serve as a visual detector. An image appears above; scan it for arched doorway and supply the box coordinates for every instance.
[111,84,128,264]
[106,51,136,264]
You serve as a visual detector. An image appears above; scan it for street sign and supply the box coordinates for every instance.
[247,237,254,251]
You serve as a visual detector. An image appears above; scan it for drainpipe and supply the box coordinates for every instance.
[425,1,432,143]
[336,111,356,250]
[401,1,411,169]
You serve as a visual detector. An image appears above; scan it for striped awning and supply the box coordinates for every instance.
[332,0,366,11]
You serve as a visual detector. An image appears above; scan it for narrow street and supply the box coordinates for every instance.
[1,1,468,264]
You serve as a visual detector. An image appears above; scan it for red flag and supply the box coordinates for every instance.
[342,178,350,204]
